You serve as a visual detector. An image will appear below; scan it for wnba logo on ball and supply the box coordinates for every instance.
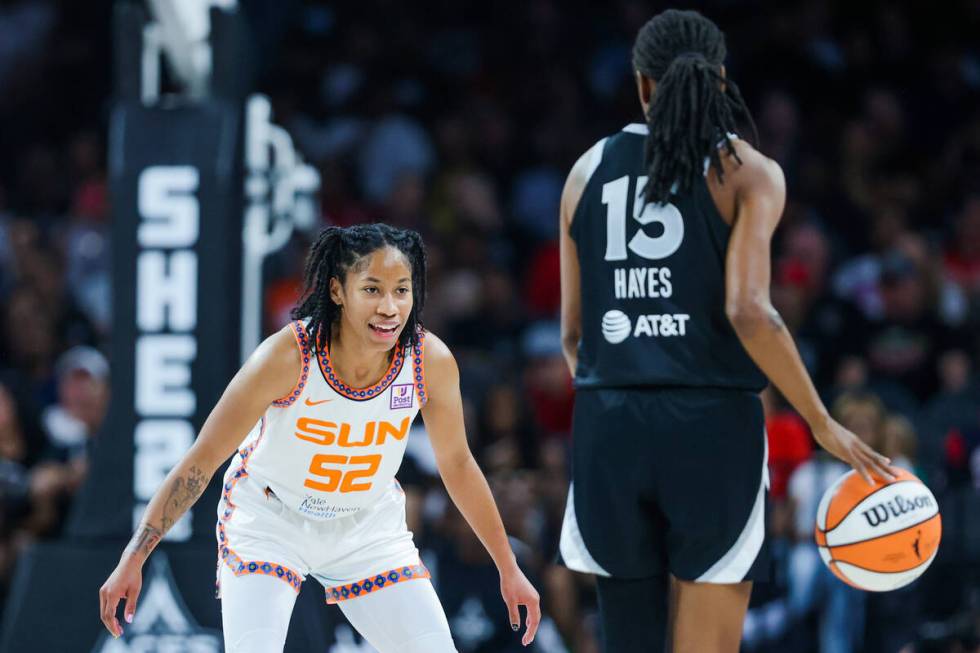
[601,310,632,344]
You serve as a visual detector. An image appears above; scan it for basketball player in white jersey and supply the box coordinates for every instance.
[99,224,541,652]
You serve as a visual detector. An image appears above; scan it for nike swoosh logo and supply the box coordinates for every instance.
[304,397,332,406]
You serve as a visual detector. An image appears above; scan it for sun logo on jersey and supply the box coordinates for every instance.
[601,310,632,344]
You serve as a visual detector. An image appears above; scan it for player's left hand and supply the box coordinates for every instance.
[499,564,541,647]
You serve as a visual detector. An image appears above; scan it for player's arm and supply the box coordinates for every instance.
[559,142,599,376]
[123,326,300,559]
[724,146,893,484]
[420,332,540,646]
[99,325,301,638]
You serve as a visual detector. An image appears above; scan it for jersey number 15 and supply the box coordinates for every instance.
[602,175,684,262]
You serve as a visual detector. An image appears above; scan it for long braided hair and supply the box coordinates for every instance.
[291,223,427,352]
[632,9,758,205]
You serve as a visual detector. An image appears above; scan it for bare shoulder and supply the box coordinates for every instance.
[419,329,460,399]
[724,139,785,194]
[421,330,456,374]
[244,323,303,393]
[259,323,303,366]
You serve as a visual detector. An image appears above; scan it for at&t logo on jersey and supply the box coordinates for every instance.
[601,309,691,344]
[601,310,632,343]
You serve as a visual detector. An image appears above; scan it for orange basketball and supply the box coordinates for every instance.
[814,468,941,592]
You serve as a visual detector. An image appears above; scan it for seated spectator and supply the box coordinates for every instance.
[41,345,109,466]
[29,346,109,538]
[862,249,954,401]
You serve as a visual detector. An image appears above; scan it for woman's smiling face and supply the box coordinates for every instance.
[330,246,414,351]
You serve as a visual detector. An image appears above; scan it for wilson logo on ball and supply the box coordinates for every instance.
[861,494,935,528]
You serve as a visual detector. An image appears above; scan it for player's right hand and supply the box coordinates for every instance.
[499,565,541,647]
[99,555,143,638]
[810,416,896,485]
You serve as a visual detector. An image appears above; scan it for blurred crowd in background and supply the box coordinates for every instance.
[1,1,980,651]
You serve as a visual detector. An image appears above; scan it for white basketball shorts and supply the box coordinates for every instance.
[215,447,428,604]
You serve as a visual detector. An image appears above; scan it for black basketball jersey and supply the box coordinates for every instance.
[569,123,766,392]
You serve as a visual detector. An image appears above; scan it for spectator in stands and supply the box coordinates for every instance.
[27,346,109,539]
[40,345,108,467]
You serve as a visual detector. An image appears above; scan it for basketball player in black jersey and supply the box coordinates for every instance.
[558,10,895,652]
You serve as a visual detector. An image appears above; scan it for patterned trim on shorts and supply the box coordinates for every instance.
[215,418,304,596]
[323,563,430,604]
[216,524,303,593]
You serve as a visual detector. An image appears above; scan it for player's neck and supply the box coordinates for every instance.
[327,329,394,389]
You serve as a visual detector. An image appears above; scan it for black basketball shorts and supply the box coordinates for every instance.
[558,386,770,582]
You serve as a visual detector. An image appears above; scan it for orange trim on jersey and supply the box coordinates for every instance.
[272,321,312,407]
[411,329,427,407]
[316,337,406,401]
[323,563,430,604]
[214,418,304,595]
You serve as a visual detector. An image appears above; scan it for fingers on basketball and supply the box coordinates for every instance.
[856,441,895,483]
[847,444,875,486]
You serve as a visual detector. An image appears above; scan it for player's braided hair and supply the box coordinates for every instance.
[291,223,426,352]
[632,9,758,205]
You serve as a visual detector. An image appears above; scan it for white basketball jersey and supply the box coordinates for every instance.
[241,320,426,520]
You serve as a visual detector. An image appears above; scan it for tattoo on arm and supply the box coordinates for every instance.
[125,524,163,558]
[160,465,209,531]
[126,465,210,558]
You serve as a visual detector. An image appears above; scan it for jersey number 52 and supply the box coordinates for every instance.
[304,454,381,493]
[602,175,684,261]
